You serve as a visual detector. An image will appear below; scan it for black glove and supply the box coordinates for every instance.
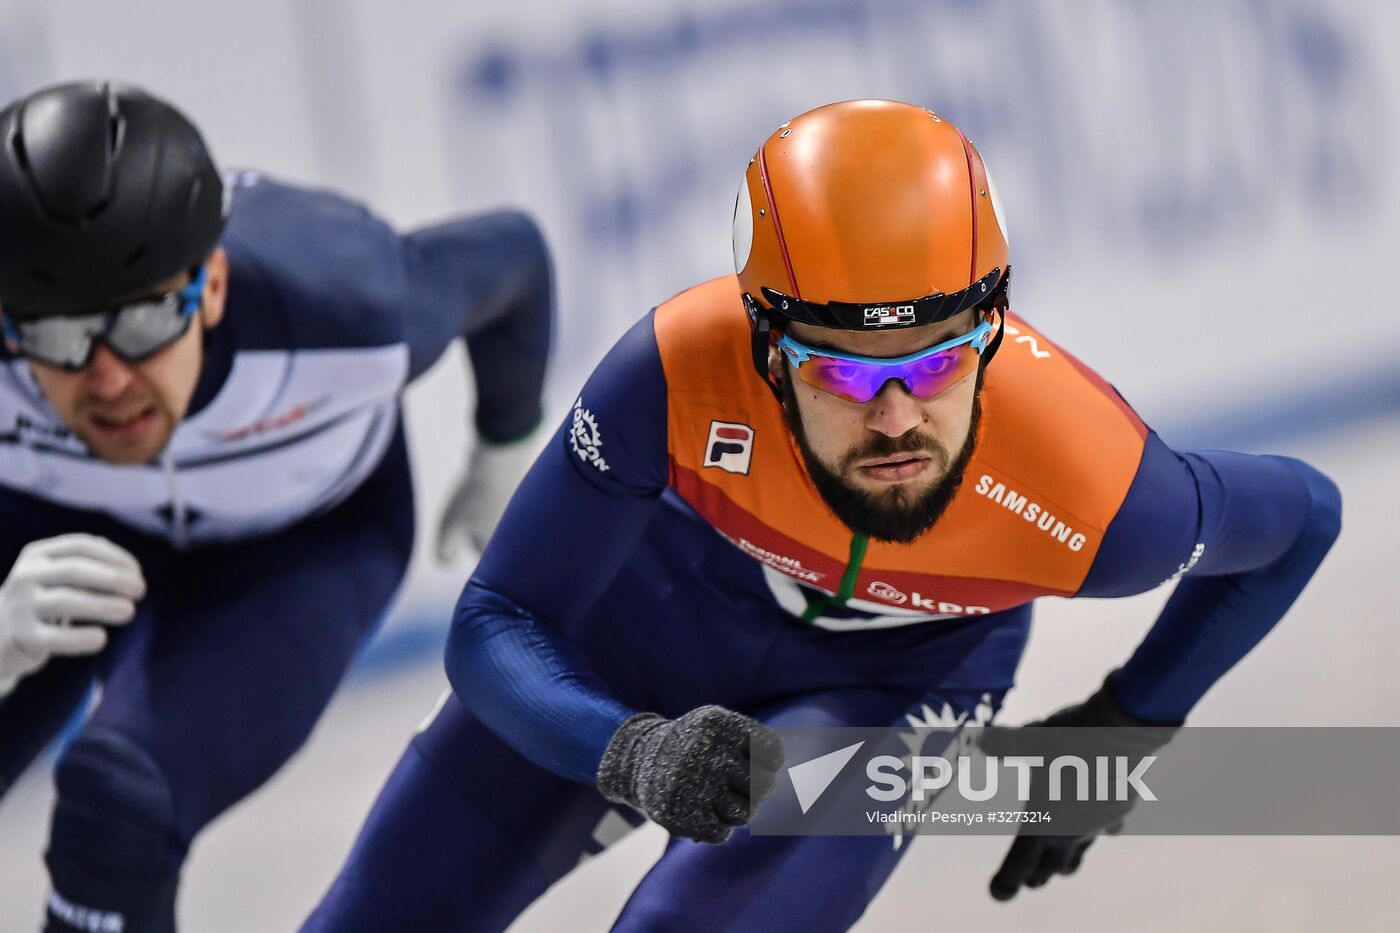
[983,675,1179,902]
[596,705,785,843]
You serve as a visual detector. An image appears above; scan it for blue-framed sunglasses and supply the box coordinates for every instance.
[3,265,207,371]
[778,313,996,404]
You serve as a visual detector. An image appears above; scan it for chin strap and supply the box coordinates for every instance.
[978,267,1011,370]
[745,293,785,404]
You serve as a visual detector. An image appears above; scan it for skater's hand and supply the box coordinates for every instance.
[436,426,547,562]
[0,534,145,694]
[988,817,1126,901]
[597,705,785,843]
[982,675,1178,901]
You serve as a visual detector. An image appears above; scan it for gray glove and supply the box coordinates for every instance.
[597,705,785,843]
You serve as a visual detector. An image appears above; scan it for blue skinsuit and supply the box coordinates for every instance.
[0,173,553,932]
[306,289,1341,932]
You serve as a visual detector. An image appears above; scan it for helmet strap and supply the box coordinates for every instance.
[745,294,785,403]
[978,266,1012,369]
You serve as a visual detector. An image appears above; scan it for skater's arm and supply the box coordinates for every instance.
[1080,435,1342,723]
[400,211,553,442]
[446,312,668,782]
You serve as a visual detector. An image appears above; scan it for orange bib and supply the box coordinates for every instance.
[655,277,1147,616]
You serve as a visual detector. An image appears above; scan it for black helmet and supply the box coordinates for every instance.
[0,80,227,313]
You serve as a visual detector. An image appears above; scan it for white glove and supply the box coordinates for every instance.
[436,426,549,561]
[0,534,146,695]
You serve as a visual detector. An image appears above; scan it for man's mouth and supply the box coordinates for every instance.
[88,406,158,437]
[855,453,934,484]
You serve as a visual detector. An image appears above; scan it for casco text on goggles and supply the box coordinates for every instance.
[777,313,996,404]
[3,265,207,371]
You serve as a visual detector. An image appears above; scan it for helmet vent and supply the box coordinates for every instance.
[84,198,109,222]
[27,265,56,285]
[123,243,147,268]
[10,127,31,173]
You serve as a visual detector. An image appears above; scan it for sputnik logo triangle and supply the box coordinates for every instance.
[788,741,865,814]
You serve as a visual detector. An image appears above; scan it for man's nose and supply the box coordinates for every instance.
[864,379,924,437]
[84,343,136,399]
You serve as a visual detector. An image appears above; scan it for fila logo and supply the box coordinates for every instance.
[705,421,754,474]
[863,304,916,327]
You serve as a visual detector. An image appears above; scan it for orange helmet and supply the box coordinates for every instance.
[733,100,1011,380]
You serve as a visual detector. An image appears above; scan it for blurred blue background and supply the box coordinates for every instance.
[0,1,1396,929]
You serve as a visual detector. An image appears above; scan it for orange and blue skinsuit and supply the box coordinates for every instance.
[306,278,1340,932]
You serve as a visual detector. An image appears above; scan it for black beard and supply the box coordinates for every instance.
[781,370,983,544]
